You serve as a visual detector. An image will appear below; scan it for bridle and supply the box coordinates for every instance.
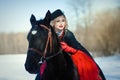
[29,24,62,63]
[29,24,52,57]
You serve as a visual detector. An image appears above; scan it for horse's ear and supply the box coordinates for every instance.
[44,10,51,25]
[30,14,36,26]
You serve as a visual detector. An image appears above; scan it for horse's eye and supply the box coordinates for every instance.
[31,30,37,35]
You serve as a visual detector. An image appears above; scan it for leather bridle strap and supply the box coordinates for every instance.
[29,24,52,57]
[29,48,42,56]
[29,24,62,61]
[40,24,52,57]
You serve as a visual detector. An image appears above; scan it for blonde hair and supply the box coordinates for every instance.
[50,15,68,29]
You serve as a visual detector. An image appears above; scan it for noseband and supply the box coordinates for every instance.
[29,24,52,57]
[29,24,62,62]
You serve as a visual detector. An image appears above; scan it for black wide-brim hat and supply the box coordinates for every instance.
[51,9,65,21]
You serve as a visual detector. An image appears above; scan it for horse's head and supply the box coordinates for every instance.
[27,10,60,58]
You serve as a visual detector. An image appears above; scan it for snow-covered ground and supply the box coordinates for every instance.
[95,54,120,80]
[0,54,120,80]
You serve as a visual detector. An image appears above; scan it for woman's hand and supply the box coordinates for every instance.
[60,41,77,53]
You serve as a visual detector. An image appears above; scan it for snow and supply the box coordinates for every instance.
[0,54,36,80]
[95,54,120,80]
[0,54,120,80]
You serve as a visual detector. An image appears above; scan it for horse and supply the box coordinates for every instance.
[25,10,79,80]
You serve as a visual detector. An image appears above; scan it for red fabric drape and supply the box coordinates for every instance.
[71,50,102,80]
[40,62,47,77]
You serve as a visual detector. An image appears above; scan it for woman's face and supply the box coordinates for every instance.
[52,15,67,32]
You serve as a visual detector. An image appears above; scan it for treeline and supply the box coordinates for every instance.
[0,32,28,54]
[74,8,120,57]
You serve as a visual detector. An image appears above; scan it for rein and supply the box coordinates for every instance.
[40,24,53,57]
[29,24,61,62]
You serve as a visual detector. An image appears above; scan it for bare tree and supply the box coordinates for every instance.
[67,0,93,52]
[91,8,120,56]
[68,0,92,28]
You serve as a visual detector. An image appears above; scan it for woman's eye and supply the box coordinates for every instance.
[62,20,65,22]
[56,21,59,22]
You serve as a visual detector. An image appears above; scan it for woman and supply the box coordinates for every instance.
[50,9,106,80]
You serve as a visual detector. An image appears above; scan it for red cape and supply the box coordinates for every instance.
[71,50,102,80]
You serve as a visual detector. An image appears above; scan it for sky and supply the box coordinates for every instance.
[0,0,120,33]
